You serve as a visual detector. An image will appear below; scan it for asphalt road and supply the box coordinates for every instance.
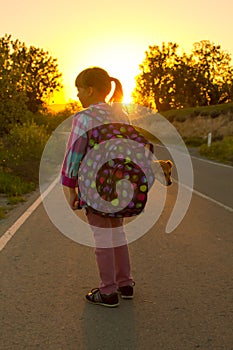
[0,149,233,350]
[155,144,233,209]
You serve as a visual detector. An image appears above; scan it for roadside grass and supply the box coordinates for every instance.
[0,207,6,219]
[161,102,233,122]
[0,108,72,219]
[0,171,36,197]
[7,195,26,205]
[199,136,233,165]
[182,136,206,147]
[0,121,48,218]
[160,102,233,165]
[0,171,35,219]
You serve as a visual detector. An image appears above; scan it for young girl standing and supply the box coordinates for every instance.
[61,67,134,307]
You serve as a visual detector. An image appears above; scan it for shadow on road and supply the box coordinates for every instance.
[81,301,136,349]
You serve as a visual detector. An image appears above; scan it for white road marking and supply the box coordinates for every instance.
[190,155,233,169]
[192,189,233,212]
[173,180,233,213]
[0,176,59,252]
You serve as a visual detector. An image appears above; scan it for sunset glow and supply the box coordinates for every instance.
[1,0,233,105]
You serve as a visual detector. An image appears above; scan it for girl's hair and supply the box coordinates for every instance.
[75,67,123,103]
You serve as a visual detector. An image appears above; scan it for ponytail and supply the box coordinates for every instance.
[109,77,124,103]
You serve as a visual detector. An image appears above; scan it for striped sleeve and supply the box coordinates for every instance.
[61,112,90,188]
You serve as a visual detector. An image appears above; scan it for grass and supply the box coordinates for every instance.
[161,102,233,122]
[7,195,26,205]
[182,136,206,147]
[0,120,49,214]
[0,207,6,219]
[0,110,71,219]
[0,171,36,220]
[159,102,233,165]
[0,171,36,197]
[199,136,233,165]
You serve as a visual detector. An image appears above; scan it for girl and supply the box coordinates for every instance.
[61,67,134,307]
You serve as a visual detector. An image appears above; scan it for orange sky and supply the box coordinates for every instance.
[1,0,233,104]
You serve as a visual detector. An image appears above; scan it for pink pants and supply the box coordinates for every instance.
[86,209,133,294]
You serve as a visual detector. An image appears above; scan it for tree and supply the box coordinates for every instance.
[0,34,63,133]
[133,40,233,112]
[133,42,180,111]
[192,40,233,105]
[0,35,28,133]
[171,53,208,108]
[16,44,63,113]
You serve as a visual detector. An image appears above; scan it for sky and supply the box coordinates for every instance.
[1,0,233,104]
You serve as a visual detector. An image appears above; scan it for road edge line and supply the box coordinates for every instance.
[0,176,59,252]
[174,180,233,213]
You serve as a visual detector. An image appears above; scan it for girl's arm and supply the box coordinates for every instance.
[61,112,89,208]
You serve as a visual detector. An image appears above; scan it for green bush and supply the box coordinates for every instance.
[190,109,201,118]
[174,114,187,122]
[31,109,71,134]
[1,121,49,182]
[210,110,221,119]
[0,171,35,196]
[183,137,205,147]
[199,136,233,164]
[7,195,26,205]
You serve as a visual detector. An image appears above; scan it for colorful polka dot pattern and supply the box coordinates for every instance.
[81,123,155,217]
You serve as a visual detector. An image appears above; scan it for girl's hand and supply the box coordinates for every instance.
[69,189,79,209]
[69,188,79,210]
[63,186,79,210]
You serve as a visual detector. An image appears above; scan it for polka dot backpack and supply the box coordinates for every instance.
[79,122,155,218]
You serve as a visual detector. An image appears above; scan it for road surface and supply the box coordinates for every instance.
[0,149,233,350]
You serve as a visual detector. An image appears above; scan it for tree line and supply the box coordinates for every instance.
[133,40,233,112]
[0,34,62,135]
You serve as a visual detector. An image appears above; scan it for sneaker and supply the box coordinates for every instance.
[85,288,119,307]
[118,282,135,299]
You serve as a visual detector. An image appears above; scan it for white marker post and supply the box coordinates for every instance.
[207,132,212,147]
